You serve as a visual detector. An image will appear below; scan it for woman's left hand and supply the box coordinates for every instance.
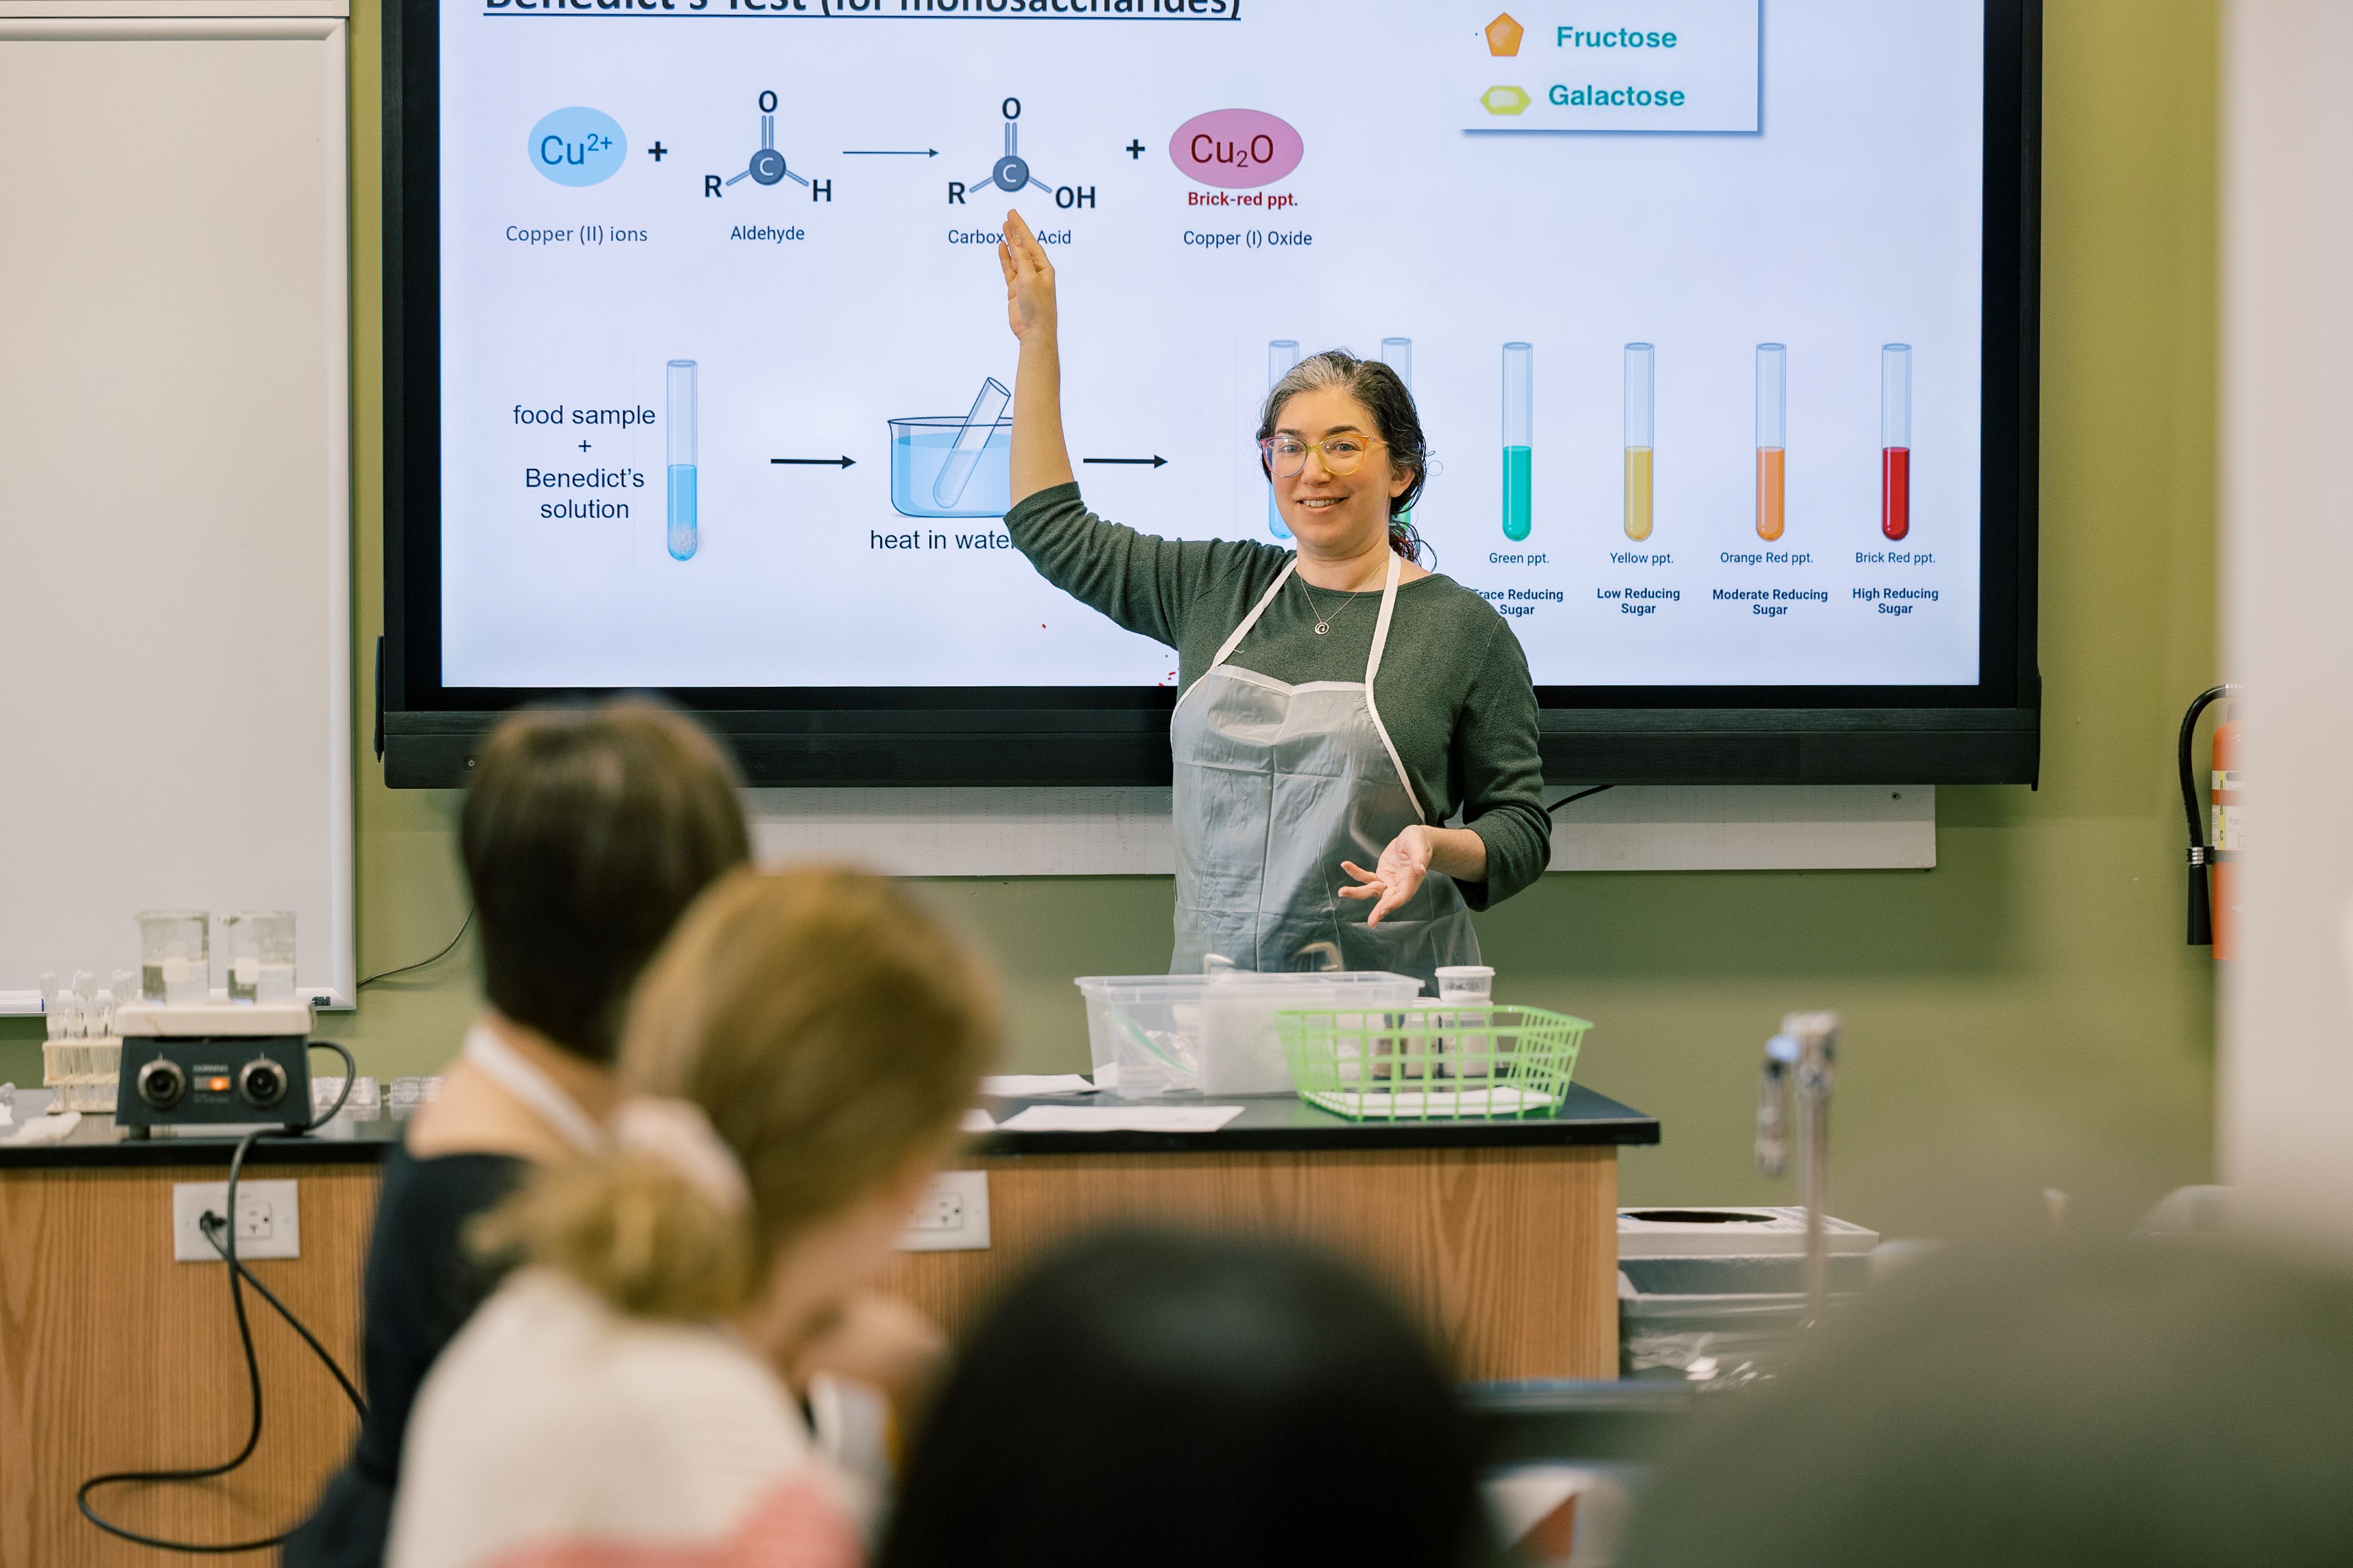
[1340,828,1434,928]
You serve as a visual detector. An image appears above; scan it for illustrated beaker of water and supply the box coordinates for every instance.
[1501,342,1533,542]
[1625,343,1655,542]
[1265,339,1299,540]
[222,911,296,1004]
[1755,343,1787,542]
[139,910,210,1004]
[666,359,697,561]
[889,374,1014,519]
[1882,343,1911,541]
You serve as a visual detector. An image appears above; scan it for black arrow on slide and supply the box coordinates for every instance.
[842,148,939,157]
[770,456,857,468]
[1084,456,1168,468]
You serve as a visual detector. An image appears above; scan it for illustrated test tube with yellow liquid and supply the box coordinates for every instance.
[1623,343,1655,541]
[1754,343,1786,542]
[1501,342,1533,542]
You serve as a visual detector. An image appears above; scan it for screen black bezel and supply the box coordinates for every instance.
[383,0,2039,786]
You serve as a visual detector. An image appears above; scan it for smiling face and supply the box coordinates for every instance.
[1270,385,1416,559]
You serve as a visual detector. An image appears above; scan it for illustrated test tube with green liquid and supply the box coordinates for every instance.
[1624,343,1655,541]
[1267,338,1299,540]
[1378,337,1413,526]
[1501,342,1533,542]
[666,358,698,561]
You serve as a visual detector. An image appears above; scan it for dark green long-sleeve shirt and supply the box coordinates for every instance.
[1005,482,1551,910]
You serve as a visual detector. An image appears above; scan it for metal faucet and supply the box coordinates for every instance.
[1756,1010,1840,1327]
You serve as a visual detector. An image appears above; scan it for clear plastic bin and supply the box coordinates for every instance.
[1076,972,1424,1098]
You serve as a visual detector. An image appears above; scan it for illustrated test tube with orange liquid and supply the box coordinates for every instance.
[1754,343,1786,541]
[1882,343,1911,541]
[1623,343,1654,541]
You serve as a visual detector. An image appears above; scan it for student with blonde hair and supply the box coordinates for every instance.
[386,867,999,1568]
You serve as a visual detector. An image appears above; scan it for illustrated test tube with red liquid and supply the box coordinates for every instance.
[1881,343,1911,541]
[1755,343,1785,541]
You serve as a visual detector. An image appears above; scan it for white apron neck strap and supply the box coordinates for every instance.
[1360,552,1426,825]
[464,1020,610,1157]
[1209,556,1297,669]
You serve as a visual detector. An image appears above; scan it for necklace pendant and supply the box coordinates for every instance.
[1315,621,1330,636]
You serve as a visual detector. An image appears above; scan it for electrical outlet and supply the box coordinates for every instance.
[172,1180,300,1262]
[894,1170,989,1252]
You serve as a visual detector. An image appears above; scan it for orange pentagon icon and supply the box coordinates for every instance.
[1486,13,1525,56]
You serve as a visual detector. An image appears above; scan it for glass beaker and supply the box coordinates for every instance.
[138,911,211,1004]
[221,911,296,1004]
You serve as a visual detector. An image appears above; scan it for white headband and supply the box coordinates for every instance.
[611,1097,751,1216]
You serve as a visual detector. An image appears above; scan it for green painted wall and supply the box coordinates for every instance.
[3,1,2218,1242]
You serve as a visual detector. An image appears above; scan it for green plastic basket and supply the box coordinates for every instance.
[1276,1002,1591,1121]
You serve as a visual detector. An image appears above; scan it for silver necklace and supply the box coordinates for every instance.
[1296,576,1363,636]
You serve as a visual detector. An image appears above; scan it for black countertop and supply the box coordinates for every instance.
[0,1083,1658,1170]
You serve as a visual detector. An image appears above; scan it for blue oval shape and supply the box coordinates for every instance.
[529,107,627,188]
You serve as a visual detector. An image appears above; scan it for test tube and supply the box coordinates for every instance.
[933,376,1012,509]
[1266,339,1299,540]
[1882,343,1911,542]
[1501,342,1532,542]
[1755,343,1786,542]
[1378,338,1413,526]
[666,359,697,561]
[1624,343,1655,542]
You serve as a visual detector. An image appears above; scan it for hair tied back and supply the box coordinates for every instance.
[611,1097,750,1215]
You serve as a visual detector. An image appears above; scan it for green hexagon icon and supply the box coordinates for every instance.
[1481,85,1532,116]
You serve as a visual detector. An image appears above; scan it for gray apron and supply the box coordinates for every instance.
[1170,552,1482,995]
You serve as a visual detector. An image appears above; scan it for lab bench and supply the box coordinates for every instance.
[0,1085,1656,1564]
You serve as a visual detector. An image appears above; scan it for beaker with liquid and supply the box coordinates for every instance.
[889,374,1014,519]
[1265,339,1299,540]
[139,910,210,1004]
[1501,342,1533,542]
[1882,344,1911,541]
[666,359,698,561]
[222,911,296,1004]
[1755,344,1787,542]
[1625,343,1655,542]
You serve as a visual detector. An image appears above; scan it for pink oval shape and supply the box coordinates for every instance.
[1169,109,1303,190]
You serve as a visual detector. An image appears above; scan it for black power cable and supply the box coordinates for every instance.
[358,904,474,988]
[1546,783,1615,815]
[77,1042,365,1554]
[2177,685,2240,948]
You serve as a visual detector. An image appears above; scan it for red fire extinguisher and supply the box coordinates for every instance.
[2209,715,2241,959]
[2179,684,2240,955]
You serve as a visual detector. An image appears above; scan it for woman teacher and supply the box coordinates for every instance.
[995,213,1550,990]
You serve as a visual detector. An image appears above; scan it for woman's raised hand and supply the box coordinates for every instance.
[998,210,1058,342]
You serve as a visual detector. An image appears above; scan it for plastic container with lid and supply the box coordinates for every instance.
[1075,972,1425,1098]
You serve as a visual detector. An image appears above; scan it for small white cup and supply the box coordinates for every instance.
[1434,965,1496,1000]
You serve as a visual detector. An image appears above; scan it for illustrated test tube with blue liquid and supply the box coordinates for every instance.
[1378,337,1413,526]
[1501,342,1533,542]
[1267,338,1299,540]
[666,358,697,561]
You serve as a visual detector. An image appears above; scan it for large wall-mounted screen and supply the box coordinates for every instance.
[385,0,2040,786]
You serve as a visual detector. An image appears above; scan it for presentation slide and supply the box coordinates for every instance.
[438,0,1985,690]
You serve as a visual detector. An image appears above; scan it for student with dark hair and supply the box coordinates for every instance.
[285,698,751,1567]
[877,1230,1497,1568]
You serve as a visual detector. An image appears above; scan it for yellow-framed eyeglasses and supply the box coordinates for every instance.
[1259,434,1389,478]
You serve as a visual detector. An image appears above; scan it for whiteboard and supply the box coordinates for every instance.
[0,2,353,1012]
